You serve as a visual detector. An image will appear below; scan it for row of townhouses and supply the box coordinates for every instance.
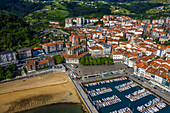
[0,41,63,66]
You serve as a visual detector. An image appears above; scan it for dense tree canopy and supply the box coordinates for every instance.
[117,3,163,14]
[80,56,113,65]
[53,55,64,64]
[0,64,20,80]
[0,14,40,52]
[0,0,45,17]
[63,2,111,18]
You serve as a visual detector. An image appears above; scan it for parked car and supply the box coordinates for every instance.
[161,90,164,93]
[154,87,157,89]
[71,64,78,68]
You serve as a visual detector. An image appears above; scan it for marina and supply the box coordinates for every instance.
[125,88,152,102]
[92,95,121,110]
[84,77,127,87]
[82,77,170,113]
[110,107,133,113]
[115,81,138,92]
[85,87,113,97]
[137,97,167,113]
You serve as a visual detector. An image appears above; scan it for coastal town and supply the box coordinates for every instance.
[1,15,170,88]
[0,12,170,113]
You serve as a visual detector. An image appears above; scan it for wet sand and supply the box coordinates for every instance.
[0,73,80,113]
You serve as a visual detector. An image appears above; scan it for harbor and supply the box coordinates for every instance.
[81,77,170,113]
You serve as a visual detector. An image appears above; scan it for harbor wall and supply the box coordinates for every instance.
[69,76,96,113]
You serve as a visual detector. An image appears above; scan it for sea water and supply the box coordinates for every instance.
[20,103,84,113]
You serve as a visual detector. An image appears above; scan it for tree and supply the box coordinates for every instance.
[6,64,17,71]
[100,57,105,64]
[105,60,109,65]
[85,56,89,61]
[155,56,160,59]
[94,21,104,26]
[142,35,147,40]
[89,61,93,65]
[97,58,101,65]
[93,58,98,65]
[109,59,113,65]
[142,52,147,56]
[84,59,89,65]
[89,56,92,61]
[6,70,13,79]
[53,55,63,64]
[163,57,166,60]
[0,66,5,80]
[23,67,28,73]
[80,57,85,65]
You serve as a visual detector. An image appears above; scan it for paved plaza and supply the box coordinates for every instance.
[76,63,126,76]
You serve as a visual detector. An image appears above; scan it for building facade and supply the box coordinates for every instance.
[0,50,17,66]
[42,41,63,54]
[62,45,88,64]
[65,18,73,28]
[18,47,32,59]
[25,57,55,72]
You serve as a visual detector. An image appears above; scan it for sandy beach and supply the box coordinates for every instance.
[0,72,81,113]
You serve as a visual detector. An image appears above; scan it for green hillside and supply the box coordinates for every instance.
[0,0,45,17]
[0,13,40,51]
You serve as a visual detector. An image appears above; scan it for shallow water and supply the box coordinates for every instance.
[20,103,84,113]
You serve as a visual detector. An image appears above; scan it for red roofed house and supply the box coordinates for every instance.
[42,41,63,54]
[62,45,88,64]
[32,47,45,57]
[36,57,55,69]
[112,51,124,63]
[134,62,149,78]
[25,60,36,72]
[25,57,55,72]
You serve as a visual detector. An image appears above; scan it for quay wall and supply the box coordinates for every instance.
[69,76,97,113]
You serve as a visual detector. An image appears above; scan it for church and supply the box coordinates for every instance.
[62,35,88,64]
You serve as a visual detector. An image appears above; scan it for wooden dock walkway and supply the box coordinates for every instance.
[141,100,163,112]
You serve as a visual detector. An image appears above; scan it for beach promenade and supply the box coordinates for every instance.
[70,77,98,113]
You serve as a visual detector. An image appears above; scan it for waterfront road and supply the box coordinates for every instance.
[70,77,98,113]
[128,75,170,103]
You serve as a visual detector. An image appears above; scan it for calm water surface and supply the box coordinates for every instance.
[20,103,84,113]
[84,79,170,113]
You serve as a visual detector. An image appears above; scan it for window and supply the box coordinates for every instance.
[151,74,155,78]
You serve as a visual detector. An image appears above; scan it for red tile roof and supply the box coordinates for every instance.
[68,45,81,50]
[26,60,36,66]
[42,41,63,47]
[37,57,54,65]
[62,52,88,59]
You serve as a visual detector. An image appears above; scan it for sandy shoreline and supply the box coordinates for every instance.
[0,73,81,113]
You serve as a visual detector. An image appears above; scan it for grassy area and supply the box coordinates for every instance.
[24,2,69,23]
[146,4,170,14]
[22,0,169,26]
[110,6,130,14]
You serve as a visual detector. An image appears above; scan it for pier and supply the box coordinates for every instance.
[94,97,119,106]
[128,90,149,99]
[117,82,137,92]
[141,100,163,112]
[87,87,112,94]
